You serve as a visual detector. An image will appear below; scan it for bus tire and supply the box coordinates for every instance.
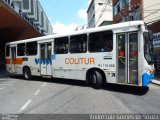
[91,71,103,89]
[23,67,32,80]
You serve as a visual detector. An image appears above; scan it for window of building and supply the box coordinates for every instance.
[89,30,113,52]
[26,42,37,56]
[6,45,10,57]
[54,37,69,54]
[70,34,87,53]
[126,16,129,21]
[120,0,129,9]
[23,0,30,9]
[17,43,25,56]
[117,3,120,13]
[113,7,116,16]
[133,7,141,20]
[113,1,120,16]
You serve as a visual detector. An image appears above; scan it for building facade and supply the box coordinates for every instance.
[113,0,160,30]
[113,0,142,23]
[0,0,53,70]
[10,0,53,35]
[87,0,113,28]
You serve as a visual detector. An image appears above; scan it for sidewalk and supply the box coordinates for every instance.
[152,77,160,85]
[151,72,160,85]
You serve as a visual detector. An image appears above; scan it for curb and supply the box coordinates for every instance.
[151,80,160,86]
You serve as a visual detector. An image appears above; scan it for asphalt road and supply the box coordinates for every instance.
[0,72,160,115]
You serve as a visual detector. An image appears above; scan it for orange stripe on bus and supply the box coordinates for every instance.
[6,58,10,64]
[6,58,23,64]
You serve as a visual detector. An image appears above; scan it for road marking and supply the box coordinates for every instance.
[19,99,32,112]
[42,83,47,87]
[34,90,40,96]
[0,87,5,90]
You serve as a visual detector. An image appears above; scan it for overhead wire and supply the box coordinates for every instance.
[146,18,160,25]
[144,2,160,9]
[144,9,160,11]
[143,9,160,19]
[146,16,160,23]
[95,3,108,26]
[146,16,160,22]
[143,2,160,19]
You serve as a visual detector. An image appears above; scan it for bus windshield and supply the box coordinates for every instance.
[143,31,154,65]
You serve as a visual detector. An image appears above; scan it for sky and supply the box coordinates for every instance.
[39,0,92,34]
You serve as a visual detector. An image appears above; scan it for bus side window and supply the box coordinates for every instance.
[17,43,25,56]
[89,30,113,52]
[54,37,69,54]
[26,42,37,56]
[70,34,87,53]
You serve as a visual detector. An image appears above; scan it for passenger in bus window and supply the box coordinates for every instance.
[101,41,112,52]
[119,46,125,57]
[101,46,106,52]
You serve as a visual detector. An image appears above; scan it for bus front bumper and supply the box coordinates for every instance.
[142,72,155,86]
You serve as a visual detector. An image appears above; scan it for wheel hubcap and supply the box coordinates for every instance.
[25,71,29,79]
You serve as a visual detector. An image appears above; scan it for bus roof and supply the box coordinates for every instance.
[6,21,144,45]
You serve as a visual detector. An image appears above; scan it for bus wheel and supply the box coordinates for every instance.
[23,67,32,80]
[91,71,103,89]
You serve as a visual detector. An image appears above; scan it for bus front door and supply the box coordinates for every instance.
[117,33,138,85]
[11,47,16,73]
[40,43,52,76]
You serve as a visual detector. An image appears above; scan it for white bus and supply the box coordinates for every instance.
[5,21,154,89]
